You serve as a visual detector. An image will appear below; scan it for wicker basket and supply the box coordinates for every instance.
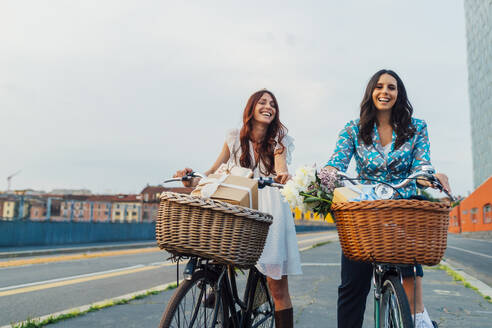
[331,199,451,265]
[156,192,273,268]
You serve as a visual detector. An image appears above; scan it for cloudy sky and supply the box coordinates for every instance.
[0,0,472,196]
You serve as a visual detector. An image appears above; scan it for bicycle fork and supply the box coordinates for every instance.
[373,265,384,328]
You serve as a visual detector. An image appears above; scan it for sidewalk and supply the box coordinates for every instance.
[47,241,492,328]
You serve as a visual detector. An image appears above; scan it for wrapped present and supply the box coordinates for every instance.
[333,184,380,203]
[332,186,362,203]
[191,173,258,209]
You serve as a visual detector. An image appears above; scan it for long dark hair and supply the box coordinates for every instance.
[236,89,288,176]
[359,69,415,149]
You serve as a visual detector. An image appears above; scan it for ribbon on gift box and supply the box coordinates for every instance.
[198,174,253,208]
[214,163,253,178]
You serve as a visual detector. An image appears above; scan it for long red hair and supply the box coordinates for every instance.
[236,90,288,176]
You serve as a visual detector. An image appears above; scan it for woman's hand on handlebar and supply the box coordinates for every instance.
[274,171,292,184]
[418,172,451,193]
[173,167,196,187]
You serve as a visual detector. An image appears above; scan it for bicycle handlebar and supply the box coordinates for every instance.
[336,165,454,201]
[163,172,205,184]
[163,172,284,189]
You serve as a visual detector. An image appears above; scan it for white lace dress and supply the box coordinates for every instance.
[225,129,302,280]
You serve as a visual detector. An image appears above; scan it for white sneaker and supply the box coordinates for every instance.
[414,308,434,328]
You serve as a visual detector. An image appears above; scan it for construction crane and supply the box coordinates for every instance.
[7,170,21,192]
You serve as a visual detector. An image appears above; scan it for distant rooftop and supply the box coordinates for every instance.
[49,189,92,195]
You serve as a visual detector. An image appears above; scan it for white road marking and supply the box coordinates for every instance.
[0,265,147,292]
[301,262,340,266]
[297,235,338,244]
[432,289,460,296]
[446,245,492,259]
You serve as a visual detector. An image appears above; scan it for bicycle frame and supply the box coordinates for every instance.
[178,256,273,328]
[214,264,273,328]
[161,172,278,328]
[373,264,401,328]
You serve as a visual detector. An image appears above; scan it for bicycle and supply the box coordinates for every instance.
[333,166,454,328]
[158,172,284,328]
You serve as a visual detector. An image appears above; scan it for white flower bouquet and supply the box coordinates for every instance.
[281,166,341,216]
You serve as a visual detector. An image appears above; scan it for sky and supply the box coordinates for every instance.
[0,0,473,197]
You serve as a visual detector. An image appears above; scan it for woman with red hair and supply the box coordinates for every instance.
[175,89,302,327]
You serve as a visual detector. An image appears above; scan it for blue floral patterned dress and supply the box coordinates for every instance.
[326,118,433,199]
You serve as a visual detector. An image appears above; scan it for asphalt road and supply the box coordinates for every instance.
[0,231,338,327]
[0,231,490,327]
[444,234,492,286]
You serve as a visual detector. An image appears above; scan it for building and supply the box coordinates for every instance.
[449,176,492,233]
[60,195,89,221]
[28,199,46,220]
[2,200,16,219]
[464,0,492,188]
[50,189,92,196]
[111,194,142,223]
[140,185,193,222]
[83,196,113,222]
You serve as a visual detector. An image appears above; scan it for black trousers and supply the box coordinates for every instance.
[337,254,423,328]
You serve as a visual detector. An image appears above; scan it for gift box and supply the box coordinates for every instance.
[332,186,362,203]
[333,184,381,202]
[191,174,258,209]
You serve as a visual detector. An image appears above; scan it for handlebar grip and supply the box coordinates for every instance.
[163,172,204,185]
[258,177,284,189]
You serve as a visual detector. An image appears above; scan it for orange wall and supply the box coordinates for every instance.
[449,176,492,233]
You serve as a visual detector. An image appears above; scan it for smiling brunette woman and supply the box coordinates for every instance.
[326,69,450,328]
[174,89,302,328]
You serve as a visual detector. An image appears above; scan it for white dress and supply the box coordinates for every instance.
[225,129,302,280]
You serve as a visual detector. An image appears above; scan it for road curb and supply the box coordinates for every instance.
[440,260,492,300]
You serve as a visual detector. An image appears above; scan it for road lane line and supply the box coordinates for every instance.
[2,239,338,326]
[0,262,175,297]
[0,247,161,268]
[2,233,337,268]
[446,245,492,259]
[0,265,145,292]
[1,234,336,297]
[298,235,338,245]
[301,262,340,266]
[297,230,336,238]
[460,238,492,244]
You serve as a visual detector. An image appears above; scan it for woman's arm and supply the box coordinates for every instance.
[411,121,451,193]
[173,142,230,187]
[204,142,230,176]
[325,121,355,171]
[274,150,291,184]
[410,120,432,173]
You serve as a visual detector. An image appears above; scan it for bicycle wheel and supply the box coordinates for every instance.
[379,274,413,328]
[249,276,274,328]
[159,270,225,328]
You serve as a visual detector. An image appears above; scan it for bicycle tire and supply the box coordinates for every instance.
[159,270,224,328]
[249,276,274,328]
[379,274,413,328]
